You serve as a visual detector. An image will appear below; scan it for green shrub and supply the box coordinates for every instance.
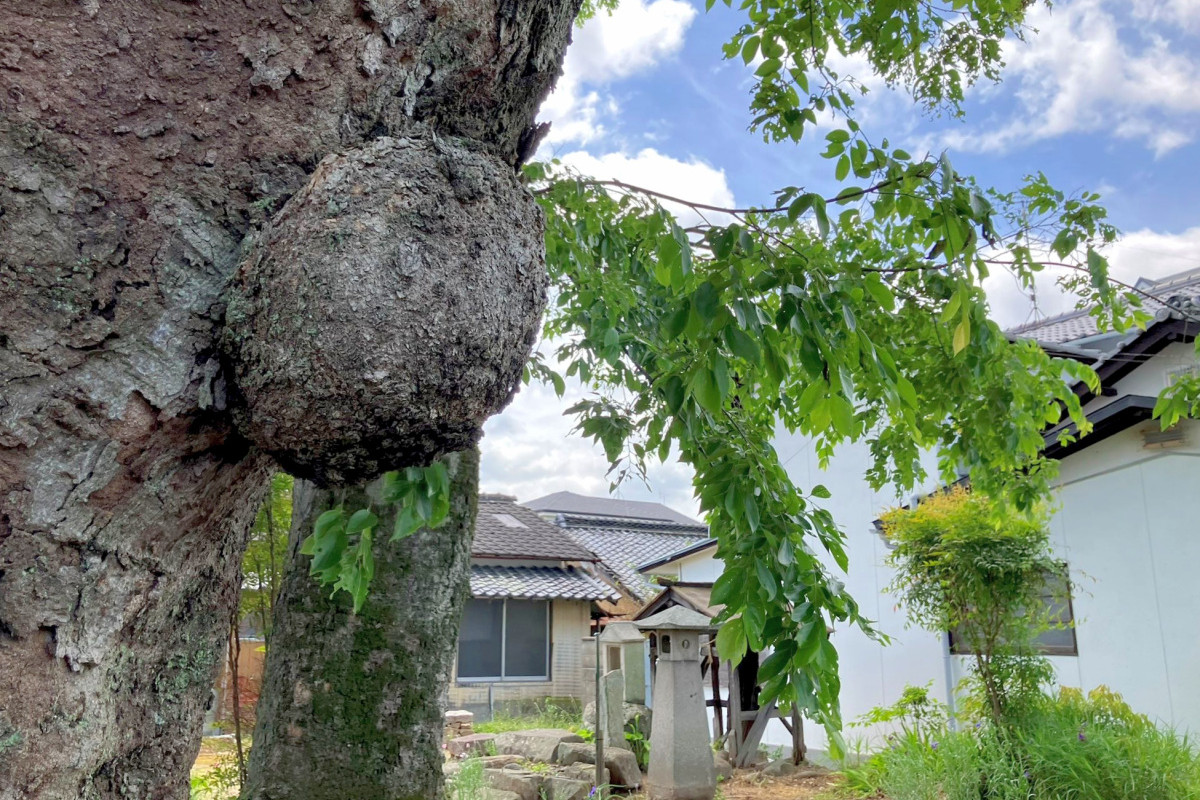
[834,685,1200,800]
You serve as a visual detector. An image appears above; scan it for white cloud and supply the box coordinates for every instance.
[479,373,700,516]
[540,0,697,147]
[1132,0,1200,30]
[939,0,1200,156]
[985,226,1200,328]
[557,147,736,228]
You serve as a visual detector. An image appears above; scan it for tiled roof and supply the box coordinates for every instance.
[473,494,596,562]
[1008,267,1200,346]
[552,516,709,603]
[523,491,703,526]
[470,565,619,602]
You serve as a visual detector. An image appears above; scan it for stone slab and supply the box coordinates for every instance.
[494,729,583,764]
[447,733,497,757]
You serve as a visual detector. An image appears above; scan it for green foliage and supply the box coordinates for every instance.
[189,757,241,800]
[1154,365,1200,429]
[852,683,947,748]
[834,686,1200,800]
[881,488,1063,725]
[625,715,650,771]
[447,755,487,800]
[527,123,1115,746]
[300,461,451,611]
[240,473,291,639]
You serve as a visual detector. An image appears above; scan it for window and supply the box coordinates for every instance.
[457,599,550,681]
[948,570,1078,657]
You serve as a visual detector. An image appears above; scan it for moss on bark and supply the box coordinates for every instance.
[242,449,480,800]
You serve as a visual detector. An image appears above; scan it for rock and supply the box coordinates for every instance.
[761,757,798,777]
[447,733,496,757]
[554,742,641,789]
[484,768,544,800]
[480,754,526,768]
[604,748,643,789]
[546,776,590,800]
[714,758,732,782]
[494,729,583,764]
[479,791,522,800]
[559,763,608,786]
[794,765,832,779]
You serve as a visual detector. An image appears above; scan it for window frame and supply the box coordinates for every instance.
[456,598,552,683]
[947,567,1078,658]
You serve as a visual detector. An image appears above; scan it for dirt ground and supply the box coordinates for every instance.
[627,768,841,800]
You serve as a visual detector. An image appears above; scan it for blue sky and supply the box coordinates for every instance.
[480,0,1200,514]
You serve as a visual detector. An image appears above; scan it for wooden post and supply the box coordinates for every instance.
[708,647,724,739]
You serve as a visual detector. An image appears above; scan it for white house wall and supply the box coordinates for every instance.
[754,413,1200,756]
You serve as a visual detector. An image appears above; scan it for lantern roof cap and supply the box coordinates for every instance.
[599,620,645,644]
[634,605,717,631]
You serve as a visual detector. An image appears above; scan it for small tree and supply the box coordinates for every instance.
[882,488,1062,726]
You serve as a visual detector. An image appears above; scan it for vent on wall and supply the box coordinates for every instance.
[1142,425,1186,449]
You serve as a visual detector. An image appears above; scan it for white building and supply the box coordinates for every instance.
[643,268,1200,757]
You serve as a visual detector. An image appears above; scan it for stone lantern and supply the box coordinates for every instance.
[635,606,717,800]
[599,620,647,704]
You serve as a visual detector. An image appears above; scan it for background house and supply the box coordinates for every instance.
[448,494,618,717]
[759,267,1200,756]
[524,491,711,618]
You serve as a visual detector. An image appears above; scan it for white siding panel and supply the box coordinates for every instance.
[1058,459,1174,722]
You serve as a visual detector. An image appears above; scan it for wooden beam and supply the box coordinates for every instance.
[735,699,778,768]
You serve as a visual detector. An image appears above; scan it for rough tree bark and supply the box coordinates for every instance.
[244,450,479,800]
[0,2,578,797]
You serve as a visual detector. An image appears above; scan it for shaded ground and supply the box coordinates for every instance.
[627,768,841,800]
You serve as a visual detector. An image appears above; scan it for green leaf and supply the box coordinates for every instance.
[726,327,762,363]
[795,619,824,665]
[346,509,379,534]
[811,484,831,499]
[755,57,782,78]
[689,366,723,414]
[315,509,345,538]
[953,317,971,354]
[741,35,760,65]
[716,616,748,665]
[756,560,778,601]
[835,155,850,182]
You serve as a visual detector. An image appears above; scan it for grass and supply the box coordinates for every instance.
[472,701,585,735]
[831,687,1200,800]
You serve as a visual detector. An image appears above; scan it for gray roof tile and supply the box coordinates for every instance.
[553,517,709,603]
[470,565,619,601]
[1008,267,1200,345]
[473,495,596,561]
[523,491,702,526]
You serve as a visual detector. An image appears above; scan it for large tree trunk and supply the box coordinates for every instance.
[244,449,479,800]
[0,2,577,797]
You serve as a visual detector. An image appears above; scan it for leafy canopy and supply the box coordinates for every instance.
[302,0,1200,752]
